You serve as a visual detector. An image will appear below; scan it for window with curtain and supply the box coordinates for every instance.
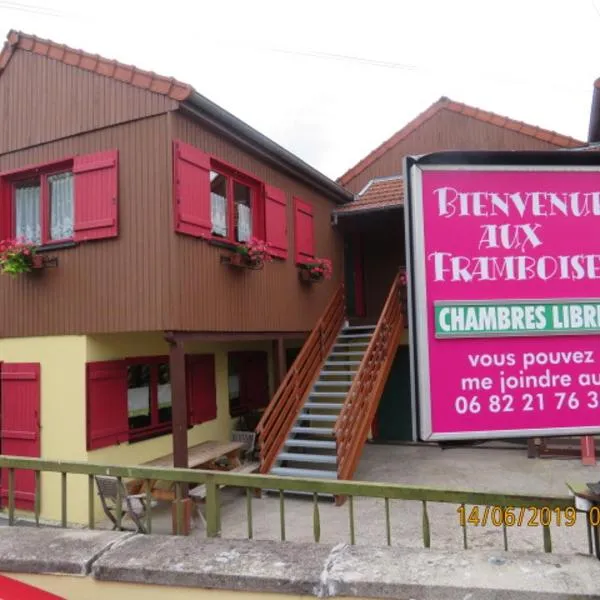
[15,181,41,244]
[210,171,228,237]
[11,167,75,246]
[48,172,74,241]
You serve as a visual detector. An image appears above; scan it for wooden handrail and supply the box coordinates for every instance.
[256,284,345,474]
[334,271,405,483]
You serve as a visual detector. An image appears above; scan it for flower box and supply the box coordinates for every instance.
[0,239,42,277]
[220,238,272,271]
[298,257,332,284]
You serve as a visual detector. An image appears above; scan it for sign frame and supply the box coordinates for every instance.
[404,151,600,442]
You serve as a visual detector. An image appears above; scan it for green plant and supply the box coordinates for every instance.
[235,238,272,265]
[0,238,38,277]
[300,257,333,280]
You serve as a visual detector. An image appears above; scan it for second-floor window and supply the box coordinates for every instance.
[210,169,255,243]
[14,170,74,245]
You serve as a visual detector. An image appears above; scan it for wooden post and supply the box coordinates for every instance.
[169,339,188,469]
[581,436,597,466]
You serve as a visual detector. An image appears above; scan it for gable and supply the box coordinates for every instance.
[0,49,178,154]
[341,104,583,194]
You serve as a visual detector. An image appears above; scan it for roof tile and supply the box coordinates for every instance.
[338,97,584,185]
[336,177,404,214]
[0,29,193,102]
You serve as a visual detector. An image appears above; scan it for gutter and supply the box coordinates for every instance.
[181,92,353,205]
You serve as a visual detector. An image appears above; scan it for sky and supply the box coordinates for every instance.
[0,0,598,180]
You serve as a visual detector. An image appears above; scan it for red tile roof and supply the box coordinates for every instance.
[0,30,193,101]
[338,97,584,186]
[336,176,404,214]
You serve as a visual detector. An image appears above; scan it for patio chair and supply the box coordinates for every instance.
[232,430,257,461]
[95,475,157,533]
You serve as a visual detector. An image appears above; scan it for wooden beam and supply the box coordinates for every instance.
[165,330,307,344]
[169,339,188,469]
[272,337,286,389]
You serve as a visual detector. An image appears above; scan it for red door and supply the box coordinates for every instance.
[0,363,41,510]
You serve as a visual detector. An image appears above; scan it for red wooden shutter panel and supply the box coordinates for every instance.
[294,197,315,264]
[264,185,288,259]
[73,150,119,241]
[173,140,212,238]
[86,361,128,450]
[0,363,41,511]
[186,354,216,425]
[0,176,12,242]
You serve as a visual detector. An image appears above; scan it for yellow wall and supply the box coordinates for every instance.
[0,332,275,524]
[0,336,87,524]
[7,573,375,600]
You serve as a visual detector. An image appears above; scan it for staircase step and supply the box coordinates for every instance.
[334,342,369,347]
[319,370,357,376]
[284,439,337,449]
[291,426,334,436]
[324,361,361,367]
[278,452,337,464]
[329,351,365,357]
[299,413,338,422]
[310,391,347,398]
[343,325,376,331]
[338,333,372,339]
[314,381,352,387]
[304,402,344,410]
[270,467,338,479]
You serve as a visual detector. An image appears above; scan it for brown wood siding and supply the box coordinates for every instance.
[0,115,175,337]
[0,50,176,155]
[343,109,566,193]
[170,113,344,333]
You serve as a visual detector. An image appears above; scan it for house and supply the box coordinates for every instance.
[0,30,352,523]
[330,97,586,446]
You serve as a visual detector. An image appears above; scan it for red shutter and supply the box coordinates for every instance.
[264,185,288,259]
[0,363,41,511]
[173,140,212,238]
[86,361,128,451]
[294,197,315,264]
[73,150,119,241]
[186,354,216,425]
[240,352,269,410]
[0,176,12,242]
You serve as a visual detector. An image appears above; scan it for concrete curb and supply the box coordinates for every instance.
[1,528,600,598]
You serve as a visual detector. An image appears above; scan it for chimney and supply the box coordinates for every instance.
[588,79,600,143]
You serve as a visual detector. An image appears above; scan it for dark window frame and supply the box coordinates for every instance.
[8,158,75,247]
[124,355,172,442]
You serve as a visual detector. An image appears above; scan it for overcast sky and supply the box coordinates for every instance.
[0,0,598,179]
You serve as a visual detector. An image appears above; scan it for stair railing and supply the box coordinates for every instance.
[256,284,345,474]
[334,271,405,482]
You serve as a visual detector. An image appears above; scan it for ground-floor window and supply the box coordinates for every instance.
[228,351,269,417]
[86,354,216,450]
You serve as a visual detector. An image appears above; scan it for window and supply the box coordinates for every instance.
[126,359,172,439]
[210,168,255,243]
[227,351,269,416]
[13,170,74,245]
[86,353,216,451]
[174,141,289,257]
[0,150,119,245]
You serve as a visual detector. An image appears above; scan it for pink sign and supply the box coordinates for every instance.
[410,164,600,440]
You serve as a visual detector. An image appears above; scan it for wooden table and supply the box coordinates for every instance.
[138,440,245,502]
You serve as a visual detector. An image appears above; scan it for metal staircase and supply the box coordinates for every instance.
[270,324,375,480]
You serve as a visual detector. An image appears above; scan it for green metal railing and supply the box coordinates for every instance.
[0,456,582,554]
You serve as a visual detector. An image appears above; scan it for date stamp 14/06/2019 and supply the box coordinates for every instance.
[456,506,590,528]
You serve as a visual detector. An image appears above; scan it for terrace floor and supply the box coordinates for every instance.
[100,443,598,555]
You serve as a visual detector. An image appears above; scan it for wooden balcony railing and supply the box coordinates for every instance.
[334,271,404,483]
[256,284,345,474]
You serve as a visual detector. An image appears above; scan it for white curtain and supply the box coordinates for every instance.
[49,172,74,240]
[15,183,41,244]
[158,383,172,408]
[237,203,251,242]
[211,193,227,236]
